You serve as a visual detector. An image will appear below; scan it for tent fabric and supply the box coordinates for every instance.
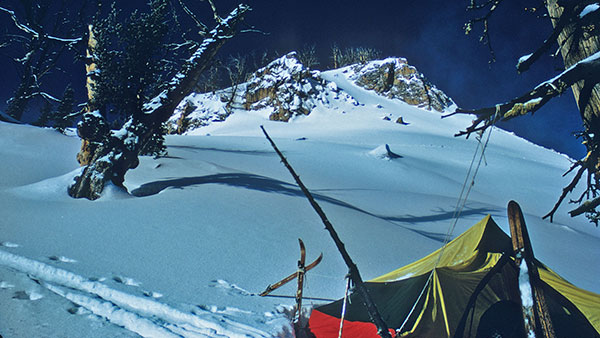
[308,215,600,338]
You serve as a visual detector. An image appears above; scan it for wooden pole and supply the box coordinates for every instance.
[507,201,556,338]
[261,126,392,338]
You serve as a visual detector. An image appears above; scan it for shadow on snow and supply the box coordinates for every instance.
[131,173,497,243]
[167,145,276,156]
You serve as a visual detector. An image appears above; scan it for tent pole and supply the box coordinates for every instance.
[507,201,556,338]
[338,276,351,338]
[453,253,512,338]
[261,126,392,338]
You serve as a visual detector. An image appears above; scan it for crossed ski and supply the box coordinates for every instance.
[259,239,323,297]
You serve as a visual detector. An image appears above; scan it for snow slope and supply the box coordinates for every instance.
[0,65,599,337]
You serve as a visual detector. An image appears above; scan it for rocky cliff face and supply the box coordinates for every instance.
[350,57,453,112]
[243,52,332,122]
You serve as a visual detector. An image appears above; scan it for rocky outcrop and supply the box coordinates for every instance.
[167,92,232,134]
[244,52,330,122]
[350,57,453,112]
[168,54,454,134]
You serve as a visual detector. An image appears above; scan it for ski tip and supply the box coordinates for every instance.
[508,200,520,210]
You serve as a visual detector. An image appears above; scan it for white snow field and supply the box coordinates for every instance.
[0,65,599,337]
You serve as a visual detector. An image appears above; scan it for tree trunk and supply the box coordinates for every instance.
[546,0,600,136]
[68,4,250,200]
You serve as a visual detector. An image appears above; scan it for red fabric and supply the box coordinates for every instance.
[308,309,396,338]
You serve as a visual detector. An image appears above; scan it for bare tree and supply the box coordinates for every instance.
[331,44,382,68]
[68,4,250,200]
[224,54,249,110]
[331,43,341,69]
[447,0,600,223]
[0,0,87,121]
[297,44,320,69]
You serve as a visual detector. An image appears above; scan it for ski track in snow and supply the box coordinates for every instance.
[0,249,272,338]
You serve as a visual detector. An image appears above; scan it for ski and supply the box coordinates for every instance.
[295,238,307,323]
[259,244,323,297]
[507,200,556,338]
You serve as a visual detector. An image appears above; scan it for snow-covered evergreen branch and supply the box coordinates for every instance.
[69,3,251,200]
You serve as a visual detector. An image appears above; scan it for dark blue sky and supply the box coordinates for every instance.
[0,0,586,159]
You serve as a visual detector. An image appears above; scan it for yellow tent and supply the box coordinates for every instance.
[309,215,600,338]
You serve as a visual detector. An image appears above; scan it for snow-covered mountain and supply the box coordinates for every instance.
[0,54,599,337]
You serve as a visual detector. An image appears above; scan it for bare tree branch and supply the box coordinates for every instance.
[569,195,600,217]
[205,0,221,23]
[0,6,82,43]
[175,0,209,35]
[543,160,587,221]
[464,0,503,63]
[517,0,599,72]
[446,51,600,138]
[449,52,600,221]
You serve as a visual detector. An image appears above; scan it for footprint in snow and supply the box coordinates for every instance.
[209,279,251,296]
[13,290,43,301]
[113,275,141,287]
[142,290,163,299]
[68,306,91,316]
[1,242,20,248]
[48,255,77,263]
[0,281,15,289]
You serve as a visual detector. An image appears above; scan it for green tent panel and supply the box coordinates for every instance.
[308,215,600,338]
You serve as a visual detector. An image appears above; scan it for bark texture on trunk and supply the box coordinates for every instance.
[546,0,600,133]
[68,4,250,200]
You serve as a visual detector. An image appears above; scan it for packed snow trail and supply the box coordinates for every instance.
[0,249,273,338]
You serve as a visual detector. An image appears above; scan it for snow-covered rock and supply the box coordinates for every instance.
[243,52,332,122]
[168,52,340,133]
[348,57,453,112]
[168,53,455,134]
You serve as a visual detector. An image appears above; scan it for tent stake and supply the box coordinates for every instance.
[261,126,392,338]
[507,201,556,338]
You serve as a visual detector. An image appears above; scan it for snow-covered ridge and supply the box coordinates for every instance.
[167,53,454,134]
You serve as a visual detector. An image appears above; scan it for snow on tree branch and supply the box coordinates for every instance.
[446,51,600,138]
[0,6,82,44]
[141,4,251,121]
[0,6,38,37]
[516,0,600,73]
[175,0,209,35]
